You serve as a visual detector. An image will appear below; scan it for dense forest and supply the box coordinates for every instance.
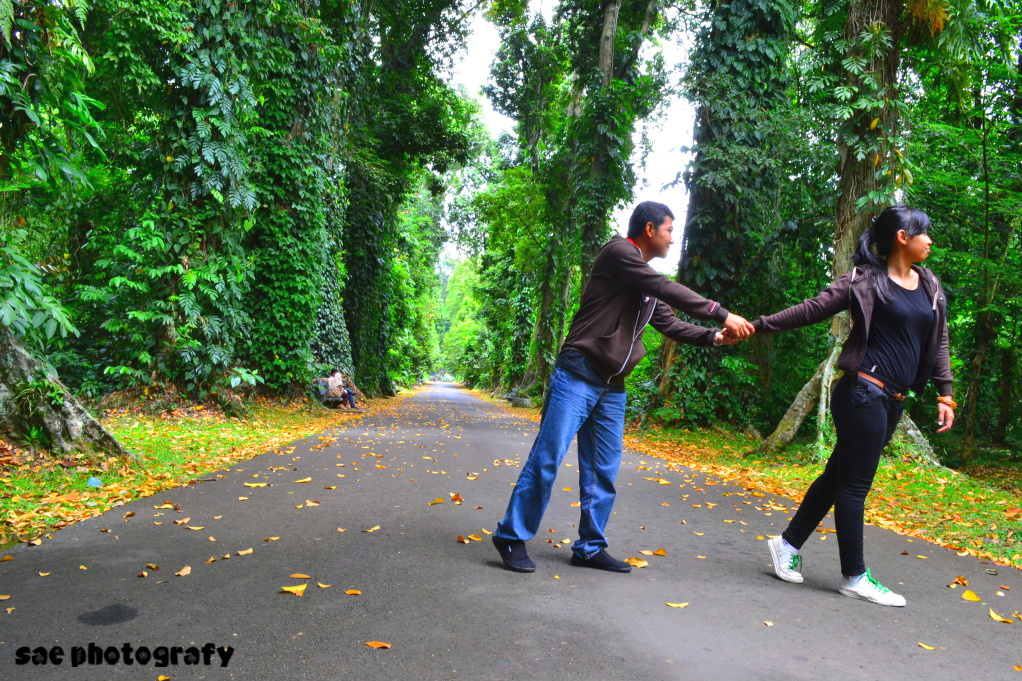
[1,0,1019,465]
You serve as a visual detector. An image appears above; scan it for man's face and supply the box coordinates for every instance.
[647,216,674,259]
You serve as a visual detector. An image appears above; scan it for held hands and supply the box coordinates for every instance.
[720,313,756,342]
[937,401,955,433]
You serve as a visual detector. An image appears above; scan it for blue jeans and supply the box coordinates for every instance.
[343,388,356,408]
[494,365,627,558]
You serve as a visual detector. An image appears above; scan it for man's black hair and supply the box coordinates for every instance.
[627,201,675,239]
[330,368,341,376]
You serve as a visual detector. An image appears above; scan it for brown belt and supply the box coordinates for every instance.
[857,371,906,401]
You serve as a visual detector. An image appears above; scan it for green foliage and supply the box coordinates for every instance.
[0,0,105,188]
[0,241,78,347]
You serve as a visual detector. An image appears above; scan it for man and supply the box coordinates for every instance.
[492,201,754,573]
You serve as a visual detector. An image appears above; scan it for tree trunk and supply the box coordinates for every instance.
[759,0,905,454]
[0,331,132,458]
[597,0,622,88]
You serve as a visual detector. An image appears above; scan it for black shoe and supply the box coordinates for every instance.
[492,536,536,573]
[570,549,632,573]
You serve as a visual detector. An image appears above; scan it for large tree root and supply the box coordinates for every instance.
[1,331,132,459]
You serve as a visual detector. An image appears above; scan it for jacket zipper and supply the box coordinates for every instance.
[609,297,657,382]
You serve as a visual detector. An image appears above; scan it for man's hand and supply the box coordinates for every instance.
[936,402,955,433]
[722,313,755,340]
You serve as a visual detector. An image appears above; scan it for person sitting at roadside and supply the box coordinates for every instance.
[340,372,364,410]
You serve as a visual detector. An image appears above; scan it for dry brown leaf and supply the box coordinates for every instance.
[953,575,968,587]
[456,535,470,544]
[281,584,307,596]
[175,566,191,577]
[365,641,391,649]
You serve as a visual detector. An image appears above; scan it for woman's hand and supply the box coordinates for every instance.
[936,402,955,433]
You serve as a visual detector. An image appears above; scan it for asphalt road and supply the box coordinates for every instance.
[1,382,1019,681]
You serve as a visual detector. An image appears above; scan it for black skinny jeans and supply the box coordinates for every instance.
[781,373,904,577]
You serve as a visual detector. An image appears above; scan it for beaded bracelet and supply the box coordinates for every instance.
[937,395,958,410]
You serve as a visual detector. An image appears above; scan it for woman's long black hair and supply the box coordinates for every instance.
[852,204,931,302]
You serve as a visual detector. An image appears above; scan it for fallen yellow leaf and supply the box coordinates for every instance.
[158,675,172,681]
[345,589,362,595]
[427,497,444,505]
[989,607,1014,624]
[0,595,10,600]
[318,583,331,588]
[153,503,174,509]
[264,537,280,542]
[363,526,380,533]
[295,477,312,483]
[175,566,191,577]
[79,565,87,570]
[666,602,689,608]
[38,572,50,577]
[281,584,307,596]
[0,556,11,563]
[624,557,649,568]
[290,573,312,579]
[187,526,204,531]
[238,496,249,501]
[653,548,667,556]
[961,590,982,602]
[237,548,253,556]
[365,641,391,649]
[146,563,159,570]
[467,534,482,541]
[918,642,935,650]
[764,621,774,627]
[243,483,267,488]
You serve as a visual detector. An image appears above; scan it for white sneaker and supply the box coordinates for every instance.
[839,569,906,607]
[768,536,803,583]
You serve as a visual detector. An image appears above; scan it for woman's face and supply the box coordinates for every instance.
[899,229,932,263]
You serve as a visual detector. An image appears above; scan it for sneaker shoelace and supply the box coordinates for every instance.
[788,554,802,572]
[864,569,890,593]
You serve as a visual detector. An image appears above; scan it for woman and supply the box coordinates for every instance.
[753,204,955,607]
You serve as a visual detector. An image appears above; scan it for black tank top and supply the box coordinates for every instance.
[860,281,934,393]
